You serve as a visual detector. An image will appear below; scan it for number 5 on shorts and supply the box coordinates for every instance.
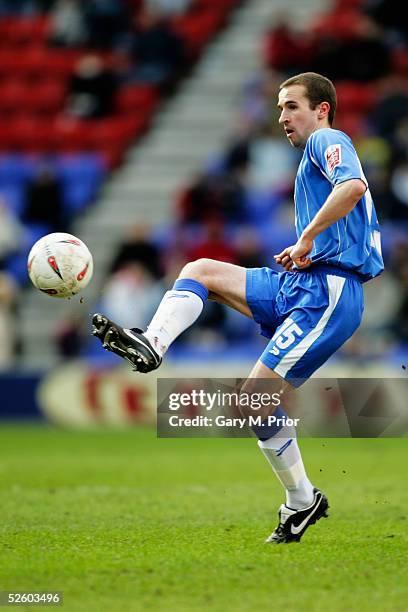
[270,318,304,356]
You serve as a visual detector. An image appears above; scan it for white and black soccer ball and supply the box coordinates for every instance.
[27,232,94,298]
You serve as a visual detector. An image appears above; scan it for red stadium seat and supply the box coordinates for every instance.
[99,145,126,169]
[52,119,90,152]
[335,112,368,139]
[0,49,23,77]
[25,81,67,116]
[39,50,84,79]
[0,16,50,47]
[86,117,147,150]
[0,78,66,118]
[0,121,13,151]
[335,82,376,114]
[172,12,222,56]
[5,117,56,152]
[196,0,238,12]
[311,10,365,40]
[392,49,408,78]
[115,84,159,116]
[0,47,82,79]
[0,79,28,115]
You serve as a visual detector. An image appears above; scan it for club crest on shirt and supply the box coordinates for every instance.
[325,144,342,174]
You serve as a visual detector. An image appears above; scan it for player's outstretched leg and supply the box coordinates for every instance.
[92,259,249,373]
[266,488,329,544]
[92,275,209,372]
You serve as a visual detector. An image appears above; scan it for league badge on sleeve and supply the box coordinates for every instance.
[325,144,342,175]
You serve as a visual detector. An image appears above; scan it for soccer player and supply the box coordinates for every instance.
[92,72,384,543]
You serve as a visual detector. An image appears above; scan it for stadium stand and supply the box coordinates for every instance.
[0,0,242,280]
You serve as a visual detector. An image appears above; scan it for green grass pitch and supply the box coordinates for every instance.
[0,425,407,611]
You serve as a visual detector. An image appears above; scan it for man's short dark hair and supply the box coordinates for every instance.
[279,72,337,126]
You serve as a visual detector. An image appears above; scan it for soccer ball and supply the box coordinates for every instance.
[27,232,94,298]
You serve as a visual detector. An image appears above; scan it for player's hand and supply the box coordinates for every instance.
[289,236,313,269]
[274,246,295,271]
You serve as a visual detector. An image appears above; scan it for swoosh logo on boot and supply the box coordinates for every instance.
[290,495,322,535]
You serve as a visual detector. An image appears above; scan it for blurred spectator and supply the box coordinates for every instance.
[238,71,281,135]
[248,121,298,192]
[314,17,391,81]
[235,226,267,268]
[67,55,118,119]
[342,270,403,357]
[177,173,221,224]
[390,261,408,343]
[127,9,186,84]
[110,224,163,279]
[393,118,408,159]
[0,272,18,370]
[369,76,408,141]
[48,0,87,48]
[99,262,164,329]
[23,166,64,232]
[186,221,237,264]
[55,313,83,359]
[0,197,26,269]
[177,163,247,225]
[0,0,51,15]
[205,140,251,224]
[366,0,408,41]
[146,0,191,17]
[264,13,315,73]
[378,242,408,344]
[389,157,408,218]
[355,136,394,218]
[84,0,130,49]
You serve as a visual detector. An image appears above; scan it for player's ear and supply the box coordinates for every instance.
[318,101,330,121]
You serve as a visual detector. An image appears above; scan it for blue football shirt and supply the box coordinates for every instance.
[294,127,384,281]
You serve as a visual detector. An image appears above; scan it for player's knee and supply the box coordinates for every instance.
[178,258,217,285]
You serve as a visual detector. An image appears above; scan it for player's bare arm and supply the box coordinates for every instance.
[275,178,367,270]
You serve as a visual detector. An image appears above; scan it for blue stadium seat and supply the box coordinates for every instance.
[0,185,26,217]
[0,154,35,186]
[56,154,106,215]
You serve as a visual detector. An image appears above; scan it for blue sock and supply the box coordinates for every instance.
[251,406,289,441]
[173,278,209,303]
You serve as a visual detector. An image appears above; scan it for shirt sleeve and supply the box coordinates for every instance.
[308,129,367,187]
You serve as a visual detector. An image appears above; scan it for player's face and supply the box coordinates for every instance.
[278,85,323,149]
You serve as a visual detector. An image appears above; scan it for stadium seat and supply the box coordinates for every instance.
[0,16,50,47]
[85,117,148,150]
[57,154,106,214]
[0,79,28,115]
[0,78,66,117]
[24,81,67,116]
[0,47,82,79]
[336,82,376,114]
[196,0,238,11]
[392,49,408,77]
[115,84,159,116]
[0,155,35,185]
[6,118,56,153]
[172,12,224,56]
[311,10,365,39]
[0,185,26,218]
[52,119,90,152]
[335,112,368,139]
